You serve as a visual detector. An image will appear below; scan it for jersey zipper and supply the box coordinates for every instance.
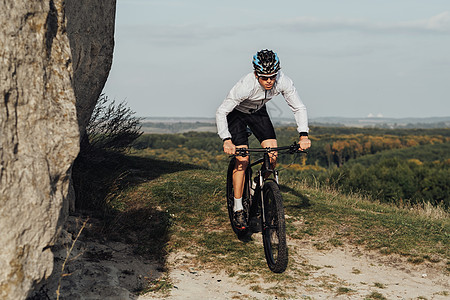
[253,88,267,113]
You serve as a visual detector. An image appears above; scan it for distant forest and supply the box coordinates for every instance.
[132,126,450,209]
[141,121,216,134]
[140,116,450,134]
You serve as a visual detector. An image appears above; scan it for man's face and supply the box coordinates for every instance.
[256,73,277,90]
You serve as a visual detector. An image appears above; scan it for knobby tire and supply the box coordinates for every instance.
[262,180,288,273]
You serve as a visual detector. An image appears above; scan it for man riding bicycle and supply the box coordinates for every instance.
[216,49,311,230]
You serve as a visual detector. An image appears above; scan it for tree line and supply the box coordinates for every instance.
[131,126,450,209]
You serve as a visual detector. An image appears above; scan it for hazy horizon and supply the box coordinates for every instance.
[133,112,450,120]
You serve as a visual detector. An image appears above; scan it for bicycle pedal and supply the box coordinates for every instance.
[249,216,262,233]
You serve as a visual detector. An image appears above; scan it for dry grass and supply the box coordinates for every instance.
[56,218,89,300]
[410,201,449,220]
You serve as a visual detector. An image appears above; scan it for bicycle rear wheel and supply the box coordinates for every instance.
[262,180,288,273]
[226,158,251,237]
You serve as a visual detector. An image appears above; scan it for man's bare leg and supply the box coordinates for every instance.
[232,145,249,229]
[232,145,249,200]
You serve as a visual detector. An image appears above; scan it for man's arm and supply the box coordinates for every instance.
[216,100,236,140]
[278,73,309,135]
[216,73,253,140]
[278,73,311,150]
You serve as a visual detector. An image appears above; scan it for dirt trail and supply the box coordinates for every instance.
[291,240,449,299]
[139,237,449,300]
[30,217,449,300]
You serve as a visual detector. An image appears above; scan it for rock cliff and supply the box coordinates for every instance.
[0,1,116,299]
[66,0,116,136]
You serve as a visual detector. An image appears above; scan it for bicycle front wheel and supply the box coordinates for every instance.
[262,180,288,273]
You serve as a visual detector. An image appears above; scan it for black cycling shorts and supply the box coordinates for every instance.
[227,105,276,146]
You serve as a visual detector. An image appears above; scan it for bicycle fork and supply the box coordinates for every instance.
[258,171,267,228]
[258,156,280,231]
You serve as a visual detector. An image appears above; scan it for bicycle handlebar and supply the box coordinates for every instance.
[234,142,308,157]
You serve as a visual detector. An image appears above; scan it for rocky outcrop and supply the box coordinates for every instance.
[65,0,116,211]
[0,1,116,299]
[66,0,116,136]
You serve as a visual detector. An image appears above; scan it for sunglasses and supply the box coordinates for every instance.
[258,74,277,81]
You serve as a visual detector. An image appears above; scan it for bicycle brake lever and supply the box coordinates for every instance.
[288,142,300,154]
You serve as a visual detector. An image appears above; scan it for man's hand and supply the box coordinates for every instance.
[223,139,236,155]
[299,136,311,150]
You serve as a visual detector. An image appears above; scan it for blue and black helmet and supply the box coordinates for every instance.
[252,49,281,75]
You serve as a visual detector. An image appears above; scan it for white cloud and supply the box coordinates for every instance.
[424,11,450,31]
[120,11,450,48]
[281,16,369,32]
[118,23,236,47]
[282,12,450,34]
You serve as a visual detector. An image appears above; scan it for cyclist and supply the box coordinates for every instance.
[216,49,311,230]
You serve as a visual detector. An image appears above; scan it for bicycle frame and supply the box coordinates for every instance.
[236,142,305,185]
[248,152,276,231]
[235,142,306,230]
[228,142,307,272]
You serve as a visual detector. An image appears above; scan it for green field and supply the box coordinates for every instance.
[72,126,450,295]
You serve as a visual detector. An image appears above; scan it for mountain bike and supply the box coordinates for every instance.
[226,142,306,273]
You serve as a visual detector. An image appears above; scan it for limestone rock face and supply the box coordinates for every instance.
[65,0,116,211]
[0,1,116,299]
[66,0,116,135]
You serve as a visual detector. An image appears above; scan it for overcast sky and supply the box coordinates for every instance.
[103,0,450,120]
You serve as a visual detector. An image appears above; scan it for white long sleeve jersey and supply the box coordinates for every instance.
[216,71,309,140]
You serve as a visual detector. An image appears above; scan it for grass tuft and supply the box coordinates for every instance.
[336,286,354,295]
[365,291,387,300]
